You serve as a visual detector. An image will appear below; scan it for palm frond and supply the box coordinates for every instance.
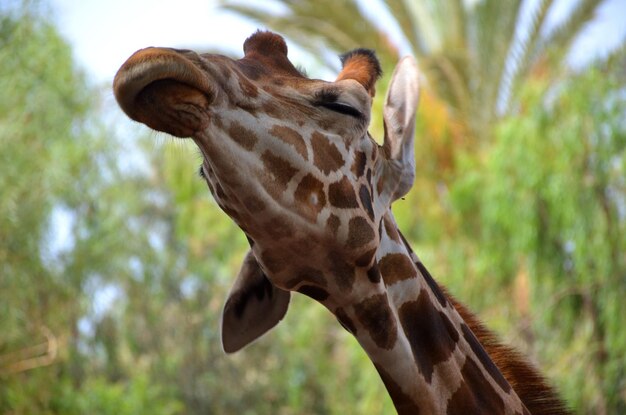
[543,0,604,57]
[381,0,425,55]
[221,0,398,70]
[504,0,555,112]
[447,0,468,52]
[466,0,523,135]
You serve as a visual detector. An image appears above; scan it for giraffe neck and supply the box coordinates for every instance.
[333,212,529,415]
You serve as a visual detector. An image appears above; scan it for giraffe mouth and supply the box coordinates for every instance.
[113,47,216,138]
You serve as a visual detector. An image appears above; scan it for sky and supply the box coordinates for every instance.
[50,0,626,88]
[50,0,259,84]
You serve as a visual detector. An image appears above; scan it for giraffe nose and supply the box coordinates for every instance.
[114,47,215,137]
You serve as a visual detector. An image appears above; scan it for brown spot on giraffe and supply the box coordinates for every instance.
[328,176,359,208]
[311,131,344,174]
[326,214,340,236]
[335,307,357,335]
[399,289,459,383]
[217,62,232,81]
[243,194,266,213]
[297,285,329,302]
[221,204,240,222]
[286,266,327,289]
[346,216,375,249]
[416,262,448,308]
[261,101,285,120]
[446,356,506,415]
[359,184,374,220]
[374,364,421,415]
[261,151,298,199]
[383,214,401,242]
[351,151,367,177]
[366,262,381,283]
[214,182,228,201]
[376,176,385,196]
[205,178,215,194]
[378,253,417,286]
[237,75,259,98]
[369,140,378,160]
[294,173,326,222]
[354,293,397,350]
[259,249,286,274]
[461,323,512,393]
[228,121,258,150]
[270,124,308,160]
[355,248,377,267]
[291,239,317,257]
[211,113,225,130]
[263,217,294,240]
[327,251,354,292]
[203,141,236,180]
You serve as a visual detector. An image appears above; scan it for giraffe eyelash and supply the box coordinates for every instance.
[198,164,206,179]
[314,89,362,118]
[314,89,340,102]
[318,101,362,118]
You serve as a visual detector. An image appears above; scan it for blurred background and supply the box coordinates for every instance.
[1,0,625,413]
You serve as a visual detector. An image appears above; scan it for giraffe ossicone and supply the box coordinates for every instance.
[114,30,569,415]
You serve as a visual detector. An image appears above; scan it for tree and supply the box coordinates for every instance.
[449,61,626,413]
[0,2,92,407]
[0,4,184,413]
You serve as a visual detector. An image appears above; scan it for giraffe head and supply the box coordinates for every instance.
[114,31,419,352]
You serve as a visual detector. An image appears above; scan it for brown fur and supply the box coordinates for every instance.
[447,356,506,414]
[337,49,382,96]
[399,289,460,383]
[443,288,572,415]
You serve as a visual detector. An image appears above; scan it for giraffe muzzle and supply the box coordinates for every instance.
[113,47,215,138]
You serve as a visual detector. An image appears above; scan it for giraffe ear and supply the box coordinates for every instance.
[379,56,420,203]
[221,250,291,353]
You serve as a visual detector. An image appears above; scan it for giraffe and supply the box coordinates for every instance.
[113,31,569,414]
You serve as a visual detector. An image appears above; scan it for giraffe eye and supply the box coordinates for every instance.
[198,164,206,179]
[318,101,362,118]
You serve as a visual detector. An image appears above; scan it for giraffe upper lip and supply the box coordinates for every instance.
[113,47,215,124]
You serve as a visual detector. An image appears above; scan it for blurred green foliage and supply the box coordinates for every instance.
[1,1,624,414]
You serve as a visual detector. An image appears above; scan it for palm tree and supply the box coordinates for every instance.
[220,0,616,141]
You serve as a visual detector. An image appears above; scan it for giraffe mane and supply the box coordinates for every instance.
[443,288,571,415]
